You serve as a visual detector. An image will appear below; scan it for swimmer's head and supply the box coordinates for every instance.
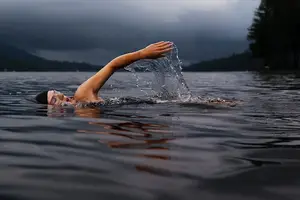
[35,90,72,105]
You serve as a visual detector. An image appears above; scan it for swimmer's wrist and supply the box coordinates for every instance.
[137,49,146,60]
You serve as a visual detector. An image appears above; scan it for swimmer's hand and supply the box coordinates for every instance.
[139,41,173,59]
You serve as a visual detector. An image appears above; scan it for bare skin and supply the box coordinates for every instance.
[47,41,173,106]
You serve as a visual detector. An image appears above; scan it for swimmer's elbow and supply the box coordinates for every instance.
[107,51,142,71]
[106,58,125,71]
[107,63,119,71]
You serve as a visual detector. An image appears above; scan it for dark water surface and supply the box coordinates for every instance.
[0,72,300,200]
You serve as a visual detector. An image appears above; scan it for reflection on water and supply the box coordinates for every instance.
[48,102,174,177]
[0,72,300,200]
[77,119,172,175]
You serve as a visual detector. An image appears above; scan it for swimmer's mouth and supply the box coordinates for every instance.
[66,97,74,102]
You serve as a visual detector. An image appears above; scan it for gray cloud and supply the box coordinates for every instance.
[0,0,259,64]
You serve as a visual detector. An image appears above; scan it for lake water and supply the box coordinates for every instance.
[0,71,300,200]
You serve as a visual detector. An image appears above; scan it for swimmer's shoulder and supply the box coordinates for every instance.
[73,90,104,104]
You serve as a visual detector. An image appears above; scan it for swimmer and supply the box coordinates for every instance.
[35,41,173,106]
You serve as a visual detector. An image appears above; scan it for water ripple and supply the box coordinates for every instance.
[0,72,300,200]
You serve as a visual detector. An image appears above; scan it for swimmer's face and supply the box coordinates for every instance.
[48,90,71,105]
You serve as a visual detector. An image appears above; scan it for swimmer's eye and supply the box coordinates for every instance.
[50,97,57,105]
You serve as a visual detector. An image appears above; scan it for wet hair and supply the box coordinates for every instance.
[35,91,48,104]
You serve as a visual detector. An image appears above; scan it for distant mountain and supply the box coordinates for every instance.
[0,43,262,72]
[183,51,262,72]
[0,43,103,71]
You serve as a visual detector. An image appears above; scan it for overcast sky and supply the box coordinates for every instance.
[0,0,259,65]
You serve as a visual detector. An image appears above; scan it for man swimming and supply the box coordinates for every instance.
[35,41,173,106]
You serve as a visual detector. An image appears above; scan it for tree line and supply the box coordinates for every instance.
[248,0,300,70]
[183,51,260,72]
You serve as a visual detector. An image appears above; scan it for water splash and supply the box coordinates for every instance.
[125,43,192,102]
[76,43,239,108]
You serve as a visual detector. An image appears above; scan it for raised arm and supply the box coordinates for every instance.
[74,41,173,102]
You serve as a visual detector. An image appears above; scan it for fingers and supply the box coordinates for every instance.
[155,41,166,45]
[158,47,173,53]
[158,45,173,51]
[157,41,173,47]
[154,41,173,47]
[155,47,173,59]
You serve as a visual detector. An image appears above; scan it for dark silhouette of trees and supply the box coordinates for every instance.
[183,51,258,72]
[248,0,300,70]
